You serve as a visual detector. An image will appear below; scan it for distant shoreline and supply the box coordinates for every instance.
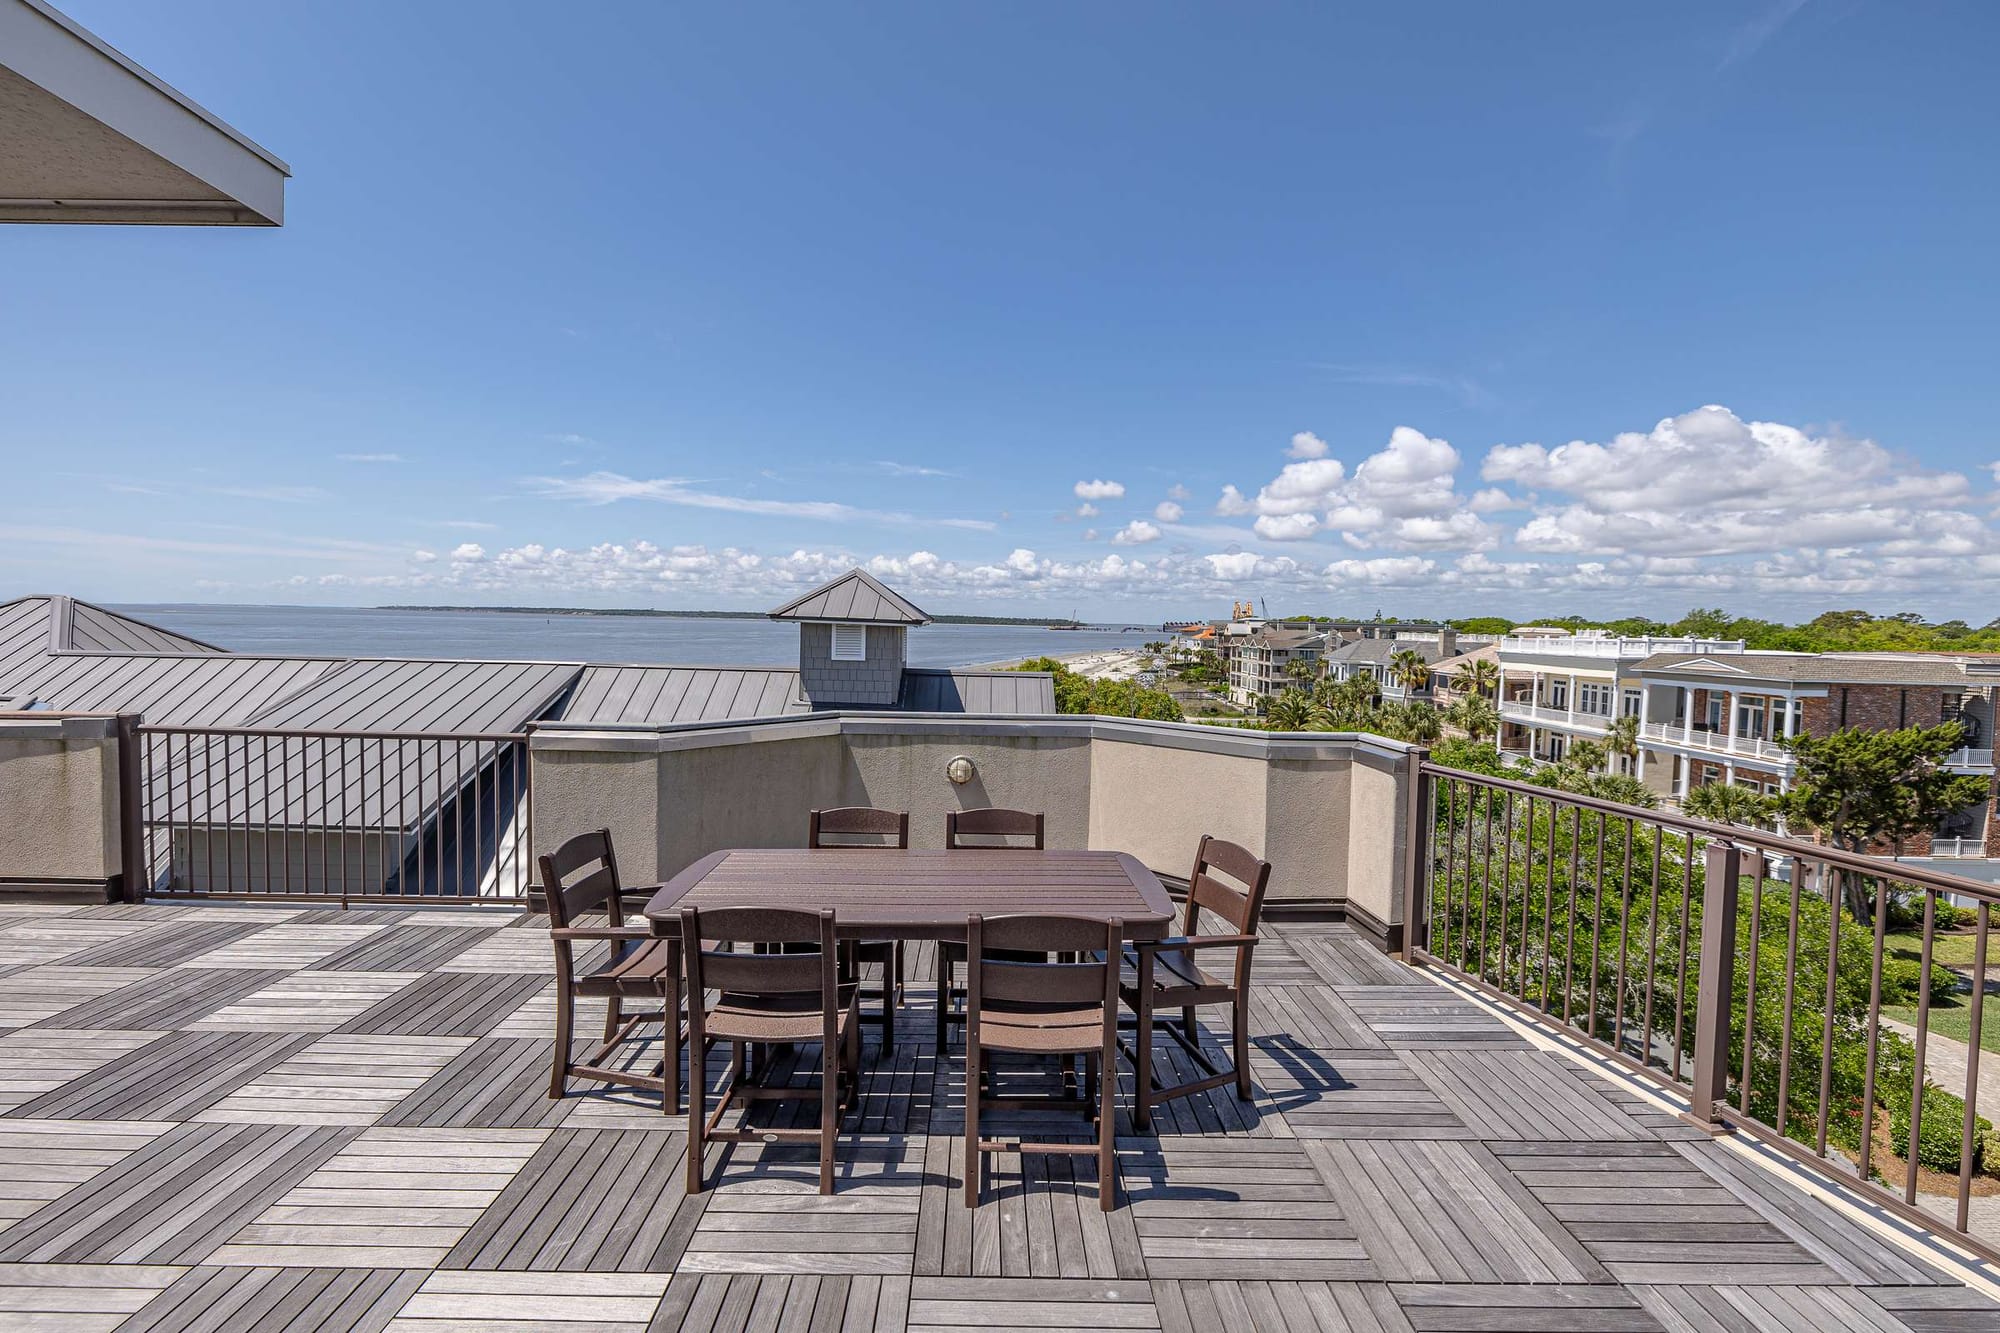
[376,604,1099,628]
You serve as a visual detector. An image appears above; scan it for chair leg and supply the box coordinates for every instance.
[604,994,623,1043]
[548,984,573,1100]
[879,952,896,1056]
[934,949,952,1053]
[963,1047,980,1209]
[1097,1048,1117,1213]
[686,1038,707,1195]
[1233,997,1251,1100]
[1134,967,1154,1133]
[663,982,681,1116]
[820,1030,838,1195]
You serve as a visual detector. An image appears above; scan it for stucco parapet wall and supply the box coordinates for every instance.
[529,711,1413,765]
[0,713,122,741]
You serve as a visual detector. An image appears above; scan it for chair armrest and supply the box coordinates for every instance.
[549,926,661,942]
[1131,934,1260,954]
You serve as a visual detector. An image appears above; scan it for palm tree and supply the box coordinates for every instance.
[1391,701,1444,744]
[1267,688,1314,732]
[1463,656,1500,699]
[1683,780,1775,828]
[1388,649,1432,697]
[1605,714,1640,772]
[1445,693,1499,742]
[1284,657,1320,686]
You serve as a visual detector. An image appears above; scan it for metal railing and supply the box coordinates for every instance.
[1405,759,2000,1262]
[137,725,533,904]
[1501,700,1613,730]
[1638,721,1795,764]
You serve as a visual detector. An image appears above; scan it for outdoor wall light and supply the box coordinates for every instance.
[944,755,976,785]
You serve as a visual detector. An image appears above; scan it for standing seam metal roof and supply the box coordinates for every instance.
[767,568,933,625]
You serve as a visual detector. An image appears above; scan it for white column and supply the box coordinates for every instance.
[1676,755,1692,799]
[1724,761,1736,786]
[1566,673,1578,727]
[1724,690,1739,753]
[1636,686,1652,780]
[1682,686,1695,741]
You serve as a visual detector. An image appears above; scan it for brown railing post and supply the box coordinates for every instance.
[1686,841,1742,1132]
[114,712,145,903]
[1400,748,1432,962]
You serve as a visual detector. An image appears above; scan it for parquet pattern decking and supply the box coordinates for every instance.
[0,903,1988,1331]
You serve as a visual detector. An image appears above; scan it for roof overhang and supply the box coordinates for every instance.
[0,0,287,225]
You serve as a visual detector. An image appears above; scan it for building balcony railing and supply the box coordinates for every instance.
[1638,721,1794,766]
[1945,747,1996,773]
[1497,634,1745,658]
[1930,836,1989,858]
[1499,699,1612,731]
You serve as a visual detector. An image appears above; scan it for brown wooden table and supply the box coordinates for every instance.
[641,848,1175,942]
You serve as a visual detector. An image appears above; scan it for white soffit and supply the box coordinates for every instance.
[0,0,287,224]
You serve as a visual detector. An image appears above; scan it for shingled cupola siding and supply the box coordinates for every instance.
[768,568,933,709]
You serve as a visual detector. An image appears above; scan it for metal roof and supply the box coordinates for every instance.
[1323,638,1450,667]
[767,568,932,625]
[898,669,1056,714]
[64,597,222,653]
[0,650,337,726]
[240,657,583,733]
[561,664,806,725]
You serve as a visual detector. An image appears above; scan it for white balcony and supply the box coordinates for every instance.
[1638,721,1794,767]
[1499,699,1612,733]
[1931,837,1989,858]
[1946,747,1996,773]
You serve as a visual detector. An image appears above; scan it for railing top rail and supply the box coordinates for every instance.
[1420,759,2000,904]
[135,724,530,744]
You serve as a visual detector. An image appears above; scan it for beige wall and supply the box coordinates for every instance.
[0,717,121,884]
[531,716,1416,921]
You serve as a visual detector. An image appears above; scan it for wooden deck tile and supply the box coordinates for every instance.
[208,1126,546,1269]
[0,966,163,1031]
[1251,1050,1471,1141]
[1401,1049,1654,1141]
[192,971,426,1034]
[115,1265,426,1333]
[194,1034,474,1127]
[0,1121,354,1264]
[0,1262,186,1333]
[1633,1283,1936,1332]
[6,1029,316,1122]
[1340,988,1531,1049]
[0,918,154,970]
[0,1118,174,1231]
[651,1273,910,1333]
[60,921,268,969]
[908,1276,1155,1331]
[309,924,503,973]
[384,1269,671,1331]
[1388,1282,1664,1332]
[1155,1279,1414,1333]
[175,924,391,971]
[1121,1138,1372,1282]
[679,1138,927,1275]
[28,968,280,1032]
[443,1127,694,1273]
[374,1038,571,1129]
[0,1028,160,1110]
[338,972,549,1038]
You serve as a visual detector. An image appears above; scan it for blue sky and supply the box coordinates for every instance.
[5,1,1998,620]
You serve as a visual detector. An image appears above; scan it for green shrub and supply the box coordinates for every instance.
[1890,1084,1989,1174]
[1934,901,1979,931]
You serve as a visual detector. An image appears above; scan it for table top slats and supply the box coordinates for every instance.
[641,849,1175,942]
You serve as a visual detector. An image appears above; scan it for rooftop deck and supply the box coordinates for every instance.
[0,903,1991,1332]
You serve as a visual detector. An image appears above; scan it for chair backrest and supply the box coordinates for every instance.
[966,914,1119,1015]
[681,905,838,1002]
[809,807,909,849]
[1183,834,1273,939]
[945,808,1045,850]
[538,828,622,929]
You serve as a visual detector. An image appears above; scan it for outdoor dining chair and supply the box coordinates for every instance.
[1120,834,1272,1130]
[963,913,1122,1211]
[936,808,1046,1051]
[808,807,908,1051]
[681,905,861,1195]
[537,828,683,1114]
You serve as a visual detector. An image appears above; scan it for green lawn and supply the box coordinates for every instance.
[1885,929,2000,969]
[1882,992,2000,1056]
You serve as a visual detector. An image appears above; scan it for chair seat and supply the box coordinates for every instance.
[977,1004,1106,1055]
[574,938,678,997]
[1119,944,1231,1005]
[854,940,896,963]
[703,984,860,1043]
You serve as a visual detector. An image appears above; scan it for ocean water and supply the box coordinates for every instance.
[118,604,1160,670]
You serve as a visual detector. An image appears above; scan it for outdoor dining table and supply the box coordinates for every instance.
[640,847,1176,942]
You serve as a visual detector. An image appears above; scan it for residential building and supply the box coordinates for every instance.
[1629,650,1999,864]
[1225,624,1326,707]
[1495,632,1744,773]
[1322,630,1458,701]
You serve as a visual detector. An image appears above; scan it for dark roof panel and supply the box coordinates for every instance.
[241,658,582,732]
[898,668,1055,715]
[767,568,932,625]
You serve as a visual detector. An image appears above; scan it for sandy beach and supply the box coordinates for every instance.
[977,647,1156,680]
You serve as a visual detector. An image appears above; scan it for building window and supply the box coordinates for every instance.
[1578,682,1612,716]
[1547,679,1569,709]
[830,624,867,661]
[1737,696,1766,739]
[1621,689,1641,718]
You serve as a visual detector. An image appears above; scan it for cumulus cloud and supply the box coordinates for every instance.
[1254,513,1320,541]
[1287,431,1328,460]
[1073,479,1126,501]
[450,543,486,561]
[1154,500,1184,523]
[1076,503,1100,518]
[1111,520,1161,545]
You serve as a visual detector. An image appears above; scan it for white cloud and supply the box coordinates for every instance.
[1074,479,1126,501]
[1154,500,1184,523]
[1166,483,1191,501]
[449,543,486,561]
[1111,520,1161,545]
[528,471,996,531]
[1287,431,1329,460]
[412,549,437,563]
[1254,513,1320,541]
[1076,503,1100,518]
